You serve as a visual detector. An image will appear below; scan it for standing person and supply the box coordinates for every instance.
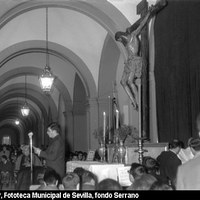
[156,139,182,188]
[33,122,65,179]
[176,138,200,190]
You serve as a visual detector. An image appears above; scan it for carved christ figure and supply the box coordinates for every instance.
[115,0,167,110]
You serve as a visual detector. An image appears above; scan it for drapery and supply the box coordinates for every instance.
[154,0,200,145]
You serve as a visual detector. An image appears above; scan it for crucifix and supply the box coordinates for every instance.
[137,0,149,141]
[115,0,167,163]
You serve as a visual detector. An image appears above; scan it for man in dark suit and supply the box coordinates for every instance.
[176,138,200,190]
[156,139,182,188]
[34,122,65,180]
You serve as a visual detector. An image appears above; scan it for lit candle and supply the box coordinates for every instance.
[116,109,119,129]
[103,112,106,144]
[108,96,111,141]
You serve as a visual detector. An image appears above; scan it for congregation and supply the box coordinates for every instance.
[0,136,199,191]
[0,144,88,190]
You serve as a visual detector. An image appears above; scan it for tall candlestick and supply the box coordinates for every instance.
[103,111,106,144]
[116,109,119,129]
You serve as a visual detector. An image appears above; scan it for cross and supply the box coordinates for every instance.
[124,0,167,141]
[137,0,149,141]
[122,0,167,163]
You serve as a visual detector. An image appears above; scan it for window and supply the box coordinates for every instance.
[2,136,11,145]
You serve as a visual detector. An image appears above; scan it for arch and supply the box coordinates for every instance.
[0,0,128,75]
[0,41,97,106]
[0,0,133,150]
[0,78,55,119]
[0,119,24,144]
[0,1,130,39]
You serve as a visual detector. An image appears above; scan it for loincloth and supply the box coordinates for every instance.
[124,57,143,77]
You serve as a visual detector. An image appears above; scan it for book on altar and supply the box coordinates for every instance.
[86,150,95,161]
[117,166,132,187]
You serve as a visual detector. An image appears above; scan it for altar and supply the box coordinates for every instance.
[126,142,168,164]
[66,161,124,182]
[107,142,168,164]
[66,143,168,186]
[66,161,131,186]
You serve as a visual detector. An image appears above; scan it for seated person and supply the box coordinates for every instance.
[142,156,163,182]
[67,152,74,161]
[73,167,86,190]
[96,178,122,190]
[93,150,101,161]
[0,155,14,173]
[10,152,18,165]
[81,170,98,190]
[127,162,147,190]
[59,172,80,190]
[15,145,43,190]
[15,145,42,172]
[77,151,83,161]
[37,167,60,190]
[150,180,173,190]
[0,145,10,160]
[127,174,157,190]
[0,155,14,187]
[72,152,78,161]
[83,152,88,161]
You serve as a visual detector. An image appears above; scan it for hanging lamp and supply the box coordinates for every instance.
[21,75,30,117]
[39,7,54,92]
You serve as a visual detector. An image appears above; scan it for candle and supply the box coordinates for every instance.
[103,112,106,144]
[116,109,119,129]
[108,96,111,141]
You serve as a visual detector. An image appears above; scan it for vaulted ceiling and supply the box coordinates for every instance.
[0,0,155,145]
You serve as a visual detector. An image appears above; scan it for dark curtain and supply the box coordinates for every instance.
[154,0,200,145]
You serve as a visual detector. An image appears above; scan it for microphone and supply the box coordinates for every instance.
[28,132,33,138]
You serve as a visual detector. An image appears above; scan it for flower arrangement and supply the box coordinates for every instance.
[124,126,139,144]
[93,127,109,144]
[115,124,132,143]
[93,125,139,144]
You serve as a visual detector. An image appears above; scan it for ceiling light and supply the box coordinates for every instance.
[21,75,30,117]
[15,119,20,125]
[39,7,54,92]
